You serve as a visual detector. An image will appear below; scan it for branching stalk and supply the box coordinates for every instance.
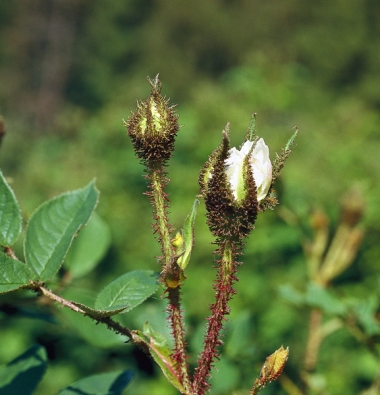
[29,283,133,339]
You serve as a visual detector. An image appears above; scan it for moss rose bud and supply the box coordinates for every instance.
[125,76,179,165]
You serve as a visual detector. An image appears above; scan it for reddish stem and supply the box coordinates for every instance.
[167,286,191,393]
[192,241,238,394]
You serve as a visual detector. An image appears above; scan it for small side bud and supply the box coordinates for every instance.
[250,346,289,394]
[124,75,179,166]
[172,232,184,249]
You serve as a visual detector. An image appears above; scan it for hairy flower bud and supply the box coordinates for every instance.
[199,127,260,240]
[125,76,179,165]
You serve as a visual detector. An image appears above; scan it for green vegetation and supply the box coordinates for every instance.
[0,1,380,394]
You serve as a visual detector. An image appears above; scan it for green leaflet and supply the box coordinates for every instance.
[0,170,22,247]
[0,253,34,294]
[24,181,99,281]
[95,270,159,313]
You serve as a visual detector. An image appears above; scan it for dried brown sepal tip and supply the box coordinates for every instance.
[124,75,179,166]
[250,346,289,395]
[198,126,258,241]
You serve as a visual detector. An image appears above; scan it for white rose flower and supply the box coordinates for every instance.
[225,138,272,202]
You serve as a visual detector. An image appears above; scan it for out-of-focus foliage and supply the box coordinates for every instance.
[0,1,380,394]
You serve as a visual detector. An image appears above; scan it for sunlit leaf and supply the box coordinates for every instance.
[0,170,22,246]
[24,181,99,281]
[95,270,159,313]
[0,253,33,294]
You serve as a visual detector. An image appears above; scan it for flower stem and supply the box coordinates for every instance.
[167,287,192,394]
[149,167,173,265]
[148,166,191,391]
[192,240,238,395]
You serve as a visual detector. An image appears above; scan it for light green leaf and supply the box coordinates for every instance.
[64,213,111,278]
[351,297,380,336]
[0,252,34,294]
[95,270,159,313]
[24,181,99,281]
[177,199,199,270]
[278,284,306,306]
[0,170,22,246]
[0,344,47,395]
[57,370,134,395]
[306,283,346,316]
[131,323,185,393]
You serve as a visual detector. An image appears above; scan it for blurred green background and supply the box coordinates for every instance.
[0,1,380,394]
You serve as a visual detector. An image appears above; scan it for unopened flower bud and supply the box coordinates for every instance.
[125,76,179,165]
[199,127,260,240]
[225,138,272,202]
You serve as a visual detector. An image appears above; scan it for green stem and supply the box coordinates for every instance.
[150,168,173,265]
[192,240,237,395]
[149,167,190,391]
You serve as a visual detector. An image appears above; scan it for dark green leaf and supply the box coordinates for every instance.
[0,344,47,395]
[0,253,33,294]
[64,212,111,278]
[24,181,99,281]
[0,170,22,246]
[95,270,159,313]
[57,370,134,395]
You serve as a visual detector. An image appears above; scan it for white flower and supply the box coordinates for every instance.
[225,138,272,202]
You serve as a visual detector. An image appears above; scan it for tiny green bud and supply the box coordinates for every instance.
[125,76,179,165]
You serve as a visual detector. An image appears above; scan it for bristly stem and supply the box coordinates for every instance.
[192,240,239,395]
[148,166,191,391]
[167,287,192,393]
[148,167,173,265]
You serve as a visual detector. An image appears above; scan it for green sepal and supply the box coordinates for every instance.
[131,323,185,393]
[64,212,111,278]
[176,199,199,270]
